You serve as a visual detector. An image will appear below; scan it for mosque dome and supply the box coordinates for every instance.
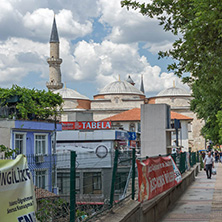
[97,80,144,96]
[157,87,191,97]
[53,87,90,100]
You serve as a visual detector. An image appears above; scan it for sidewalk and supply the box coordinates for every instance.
[160,162,222,222]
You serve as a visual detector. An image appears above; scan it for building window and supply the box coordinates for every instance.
[57,172,80,195]
[137,123,141,132]
[14,133,26,154]
[115,172,128,194]
[129,123,135,132]
[188,122,192,132]
[114,97,120,103]
[171,97,175,102]
[35,170,47,189]
[35,134,48,155]
[83,172,102,194]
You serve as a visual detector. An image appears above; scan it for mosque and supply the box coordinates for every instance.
[46,17,205,151]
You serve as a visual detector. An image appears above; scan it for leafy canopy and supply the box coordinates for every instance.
[121,0,222,144]
[0,85,63,120]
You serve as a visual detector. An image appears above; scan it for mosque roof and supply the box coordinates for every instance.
[97,80,144,96]
[53,87,90,100]
[157,87,191,97]
[101,108,192,121]
[50,17,59,43]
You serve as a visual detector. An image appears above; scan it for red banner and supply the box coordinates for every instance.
[137,156,181,202]
[61,121,111,130]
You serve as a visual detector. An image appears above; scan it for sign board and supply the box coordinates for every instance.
[57,141,112,168]
[0,155,37,221]
[130,140,137,148]
[115,131,129,140]
[137,155,182,202]
[128,132,137,140]
[61,121,111,130]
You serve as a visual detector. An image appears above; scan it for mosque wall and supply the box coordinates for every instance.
[155,97,191,107]
[154,96,205,151]
[91,94,144,110]
[77,100,91,109]
[91,100,143,110]
[63,100,79,109]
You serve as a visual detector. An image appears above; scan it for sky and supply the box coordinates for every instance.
[0,0,190,99]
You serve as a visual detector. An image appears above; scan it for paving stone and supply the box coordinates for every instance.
[161,163,222,222]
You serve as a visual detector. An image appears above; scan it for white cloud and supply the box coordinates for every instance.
[58,39,187,96]
[98,0,175,51]
[0,0,186,96]
[0,37,48,87]
[23,8,93,42]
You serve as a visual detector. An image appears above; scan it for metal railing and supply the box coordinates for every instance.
[19,150,200,221]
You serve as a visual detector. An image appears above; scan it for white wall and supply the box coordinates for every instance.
[141,104,171,157]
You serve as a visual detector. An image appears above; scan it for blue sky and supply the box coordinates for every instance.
[0,0,189,99]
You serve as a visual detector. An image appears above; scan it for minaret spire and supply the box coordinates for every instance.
[46,15,63,91]
[140,74,145,94]
[126,75,135,86]
[50,16,59,43]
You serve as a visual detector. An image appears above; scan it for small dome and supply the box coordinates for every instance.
[98,80,144,96]
[54,88,90,100]
[157,87,191,97]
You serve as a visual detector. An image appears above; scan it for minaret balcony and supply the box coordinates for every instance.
[47,58,62,64]
[46,82,63,90]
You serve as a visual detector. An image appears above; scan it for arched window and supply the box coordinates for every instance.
[129,123,135,132]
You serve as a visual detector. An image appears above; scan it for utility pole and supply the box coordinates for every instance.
[52,111,57,193]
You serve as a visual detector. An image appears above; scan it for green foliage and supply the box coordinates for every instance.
[121,0,222,144]
[0,85,63,120]
[0,144,18,158]
[76,209,87,218]
[36,198,87,222]
[36,198,69,222]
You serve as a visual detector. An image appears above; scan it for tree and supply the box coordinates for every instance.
[0,85,63,120]
[0,144,18,159]
[121,0,222,144]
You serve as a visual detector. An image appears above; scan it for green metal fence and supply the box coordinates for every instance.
[190,152,197,167]
[32,150,199,222]
[171,151,199,174]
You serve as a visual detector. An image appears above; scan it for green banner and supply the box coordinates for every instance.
[0,155,37,221]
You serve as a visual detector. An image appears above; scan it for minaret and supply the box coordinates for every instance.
[46,16,63,90]
[140,74,145,94]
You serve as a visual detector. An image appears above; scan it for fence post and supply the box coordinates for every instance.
[110,149,119,207]
[189,151,191,167]
[70,151,77,222]
[132,148,136,200]
[196,151,199,163]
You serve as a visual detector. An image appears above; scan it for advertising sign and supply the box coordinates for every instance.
[61,121,111,130]
[0,155,37,221]
[137,155,182,202]
[115,131,129,140]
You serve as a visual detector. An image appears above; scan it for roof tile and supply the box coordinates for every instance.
[101,108,192,121]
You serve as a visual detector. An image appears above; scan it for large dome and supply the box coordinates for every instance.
[54,88,90,100]
[157,87,191,97]
[97,80,144,96]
